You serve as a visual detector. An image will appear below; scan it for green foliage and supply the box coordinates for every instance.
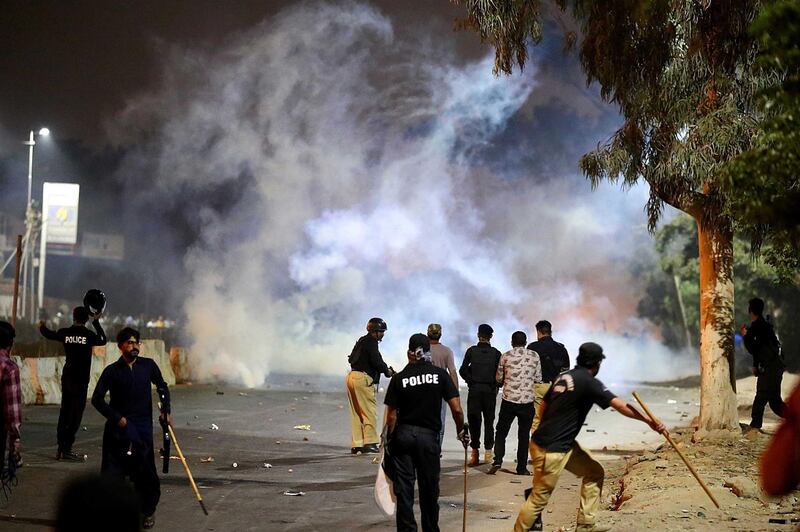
[638,215,800,371]
[722,0,800,278]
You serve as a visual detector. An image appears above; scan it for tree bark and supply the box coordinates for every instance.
[696,217,739,431]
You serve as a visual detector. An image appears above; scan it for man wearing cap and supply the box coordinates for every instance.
[38,306,107,461]
[92,327,171,530]
[459,323,502,466]
[514,342,665,532]
[427,323,458,448]
[527,320,569,434]
[384,333,468,532]
[490,331,541,476]
[346,317,395,455]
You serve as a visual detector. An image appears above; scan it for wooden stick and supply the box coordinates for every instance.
[462,443,468,532]
[632,391,721,508]
[167,423,209,515]
[11,235,22,327]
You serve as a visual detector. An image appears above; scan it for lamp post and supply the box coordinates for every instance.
[20,127,49,321]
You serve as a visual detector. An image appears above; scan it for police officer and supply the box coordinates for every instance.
[741,297,787,429]
[527,320,570,433]
[38,306,107,461]
[384,333,468,532]
[346,317,395,454]
[459,323,502,466]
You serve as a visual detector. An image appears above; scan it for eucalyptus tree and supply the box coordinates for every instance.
[455,0,772,430]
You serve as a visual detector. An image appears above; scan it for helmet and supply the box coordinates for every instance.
[477,323,494,337]
[83,289,107,317]
[366,317,387,333]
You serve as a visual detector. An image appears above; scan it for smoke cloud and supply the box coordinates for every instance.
[112,1,696,387]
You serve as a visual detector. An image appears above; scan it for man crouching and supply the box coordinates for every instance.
[92,327,171,530]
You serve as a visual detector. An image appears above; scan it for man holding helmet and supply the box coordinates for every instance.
[346,317,395,454]
[38,304,107,461]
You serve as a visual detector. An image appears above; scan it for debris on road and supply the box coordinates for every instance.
[283,490,305,496]
[216,391,224,395]
[232,462,238,468]
[200,457,215,463]
[263,463,273,468]
[293,424,311,431]
[210,423,220,430]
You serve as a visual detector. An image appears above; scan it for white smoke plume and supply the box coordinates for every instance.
[112,1,696,387]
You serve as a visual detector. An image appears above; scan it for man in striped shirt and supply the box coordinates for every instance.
[0,321,22,472]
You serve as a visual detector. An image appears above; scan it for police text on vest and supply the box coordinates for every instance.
[402,374,439,388]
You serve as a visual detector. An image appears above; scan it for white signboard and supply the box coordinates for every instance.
[42,182,80,245]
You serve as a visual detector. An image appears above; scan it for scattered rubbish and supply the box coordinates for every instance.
[283,490,305,496]
[450,503,457,508]
[697,511,706,518]
[288,468,294,473]
[303,437,309,441]
[263,463,272,468]
[82,426,87,431]
[169,456,181,461]
[276,441,281,445]
[238,392,248,396]
[769,518,800,524]
[232,462,238,468]
[489,515,510,520]
[724,477,761,499]
[210,423,220,430]
[667,399,677,404]
[216,391,224,395]
[293,424,312,431]
[586,429,596,433]
[509,479,522,484]
[197,436,204,440]
[201,457,215,463]
[194,415,199,419]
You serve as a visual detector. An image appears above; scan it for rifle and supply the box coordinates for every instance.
[159,416,171,474]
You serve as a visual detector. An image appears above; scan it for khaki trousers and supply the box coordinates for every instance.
[346,370,379,447]
[514,441,605,531]
[530,383,551,434]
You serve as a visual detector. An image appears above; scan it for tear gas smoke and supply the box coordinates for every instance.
[113,1,697,387]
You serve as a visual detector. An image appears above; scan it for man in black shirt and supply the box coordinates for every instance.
[741,297,786,429]
[384,333,468,532]
[459,323,501,466]
[527,320,569,434]
[346,317,395,454]
[515,342,664,532]
[38,306,107,461]
[92,327,171,530]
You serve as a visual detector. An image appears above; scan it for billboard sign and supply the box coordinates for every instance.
[42,182,80,245]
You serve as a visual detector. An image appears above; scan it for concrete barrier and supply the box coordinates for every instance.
[14,339,177,405]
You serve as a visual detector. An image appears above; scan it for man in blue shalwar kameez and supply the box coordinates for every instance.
[92,327,171,530]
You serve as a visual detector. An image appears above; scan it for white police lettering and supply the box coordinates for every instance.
[64,336,87,344]
[401,373,439,388]
[551,374,574,395]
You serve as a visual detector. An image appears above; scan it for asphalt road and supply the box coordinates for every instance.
[0,381,695,531]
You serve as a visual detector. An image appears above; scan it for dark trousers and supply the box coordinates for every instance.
[751,371,786,428]
[57,388,87,452]
[492,399,534,472]
[467,388,496,450]
[391,425,441,532]
[101,423,161,517]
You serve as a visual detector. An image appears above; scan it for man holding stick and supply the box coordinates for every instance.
[92,327,171,530]
[515,342,664,532]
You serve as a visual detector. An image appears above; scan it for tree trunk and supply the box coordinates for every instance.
[696,217,739,431]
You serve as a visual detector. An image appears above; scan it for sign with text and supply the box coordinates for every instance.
[42,182,80,245]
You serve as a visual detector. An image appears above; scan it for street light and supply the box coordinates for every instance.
[19,127,50,321]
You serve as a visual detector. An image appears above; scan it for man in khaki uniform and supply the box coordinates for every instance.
[515,342,664,532]
[346,317,394,454]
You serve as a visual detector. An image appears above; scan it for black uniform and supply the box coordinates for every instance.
[533,366,616,451]
[91,356,170,518]
[459,341,501,451]
[385,361,459,532]
[743,316,786,428]
[349,334,391,384]
[40,321,107,454]
[527,336,569,383]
